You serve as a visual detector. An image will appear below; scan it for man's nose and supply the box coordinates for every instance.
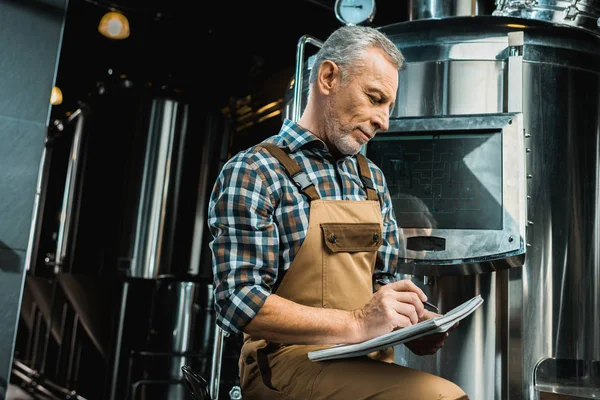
[373,111,390,132]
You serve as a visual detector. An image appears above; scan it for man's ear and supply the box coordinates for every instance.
[317,60,339,95]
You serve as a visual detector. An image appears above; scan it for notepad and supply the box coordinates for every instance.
[307,295,484,362]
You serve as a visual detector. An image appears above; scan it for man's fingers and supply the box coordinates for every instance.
[420,310,441,322]
[392,301,419,325]
[397,314,414,329]
[387,279,428,301]
[406,332,449,355]
[393,291,425,319]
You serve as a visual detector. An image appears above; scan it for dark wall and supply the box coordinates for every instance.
[0,0,68,395]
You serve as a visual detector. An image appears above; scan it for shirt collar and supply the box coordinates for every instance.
[277,118,328,153]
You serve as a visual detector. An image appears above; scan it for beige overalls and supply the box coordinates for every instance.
[238,144,468,400]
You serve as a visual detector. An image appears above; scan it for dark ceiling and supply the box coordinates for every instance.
[53,0,409,116]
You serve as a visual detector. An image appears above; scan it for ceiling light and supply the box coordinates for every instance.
[98,11,130,40]
[51,86,63,105]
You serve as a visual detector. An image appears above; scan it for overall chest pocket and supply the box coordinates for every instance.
[320,223,383,253]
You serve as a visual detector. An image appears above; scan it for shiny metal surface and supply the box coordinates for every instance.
[409,0,494,20]
[394,59,506,117]
[139,280,214,400]
[24,136,49,273]
[380,17,600,400]
[190,114,232,277]
[283,14,600,400]
[210,325,226,400]
[522,58,600,399]
[534,358,600,398]
[507,31,524,113]
[55,109,84,274]
[108,280,129,400]
[130,98,189,278]
[170,284,196,371]
[494,0,600,36]
[369,113,526,275]
[291,35,322,123]
[394,271,506,400]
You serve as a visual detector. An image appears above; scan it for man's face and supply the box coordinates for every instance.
[324,47,398,156]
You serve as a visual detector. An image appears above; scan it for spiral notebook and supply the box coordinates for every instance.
[308,294,484,362]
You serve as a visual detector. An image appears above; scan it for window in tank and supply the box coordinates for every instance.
[367,130,503,230]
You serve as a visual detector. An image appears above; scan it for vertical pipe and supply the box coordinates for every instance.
[592,112,600,360]
[292,35,323,123]
[210,325,226,400]
[24,142,48,273]
[109,282,129,400]
[54,109,84,274]
[189,116,218,276]
[131,100,175,278]
[130,98,190,278]
[131,100,177,279]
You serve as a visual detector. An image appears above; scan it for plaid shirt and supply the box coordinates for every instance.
[208,119,400,334]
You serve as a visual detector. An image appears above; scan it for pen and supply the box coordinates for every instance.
[376,278,439,313]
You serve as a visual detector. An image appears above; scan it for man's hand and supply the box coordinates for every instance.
[351,279,428,342]
[404,310,459,356]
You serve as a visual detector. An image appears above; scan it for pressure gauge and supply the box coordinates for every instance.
[334,0,376,26]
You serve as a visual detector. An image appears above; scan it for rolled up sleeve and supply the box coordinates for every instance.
[207,153,278,334]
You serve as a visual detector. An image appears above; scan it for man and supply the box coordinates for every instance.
[208,25,468,399]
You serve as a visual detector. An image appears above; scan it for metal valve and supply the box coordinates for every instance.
[229,386,242,399]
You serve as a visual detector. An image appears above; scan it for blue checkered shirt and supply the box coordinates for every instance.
[207,119,401,334]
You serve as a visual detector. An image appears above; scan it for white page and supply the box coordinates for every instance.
[308,295,483,362]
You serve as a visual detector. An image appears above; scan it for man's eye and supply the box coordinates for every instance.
[369,95,380,104]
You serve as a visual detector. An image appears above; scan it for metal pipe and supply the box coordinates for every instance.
[55,109,84,274]
[408,0,494,20]
[130,99,187,278]
[209,325,227,400]
[292,35,323,123]
[189,116,218,276]
[109,281,129,400]
[24,141,48,273]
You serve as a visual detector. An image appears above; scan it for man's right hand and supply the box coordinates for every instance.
[351,279,428,341]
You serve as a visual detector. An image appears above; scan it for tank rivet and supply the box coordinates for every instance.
[508,236,514,242]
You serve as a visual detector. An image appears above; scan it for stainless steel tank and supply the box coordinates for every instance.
[284,1,600,398]
[20,73,232,399]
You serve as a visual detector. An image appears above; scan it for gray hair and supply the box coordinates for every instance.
[308,25,405,91]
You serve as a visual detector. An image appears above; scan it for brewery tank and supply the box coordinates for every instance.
[23,71,232,399]
[284,1,600,398]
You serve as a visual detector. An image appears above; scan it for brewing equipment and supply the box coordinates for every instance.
[12,0,600,398]
[13,72,235,399]
[285,0,600,398]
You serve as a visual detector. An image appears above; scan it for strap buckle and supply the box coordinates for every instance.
[361,175,375,190]
[292,171,314,190]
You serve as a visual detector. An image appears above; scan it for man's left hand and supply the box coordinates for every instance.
[403,310,458,356]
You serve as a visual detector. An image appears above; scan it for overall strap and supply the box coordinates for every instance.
[355,154,379,202]
[260,143,320,201]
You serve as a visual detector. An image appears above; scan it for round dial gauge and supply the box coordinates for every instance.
[334,0,376,26]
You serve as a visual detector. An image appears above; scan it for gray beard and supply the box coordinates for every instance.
[334,134,361,156]
[324,103,361,156]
